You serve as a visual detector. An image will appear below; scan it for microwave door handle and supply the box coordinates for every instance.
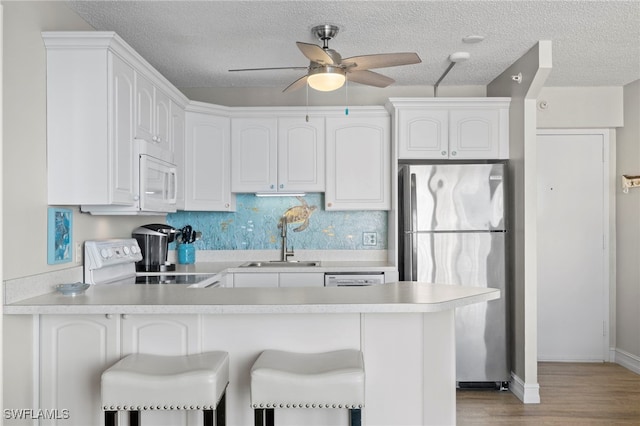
[167,168,177,204]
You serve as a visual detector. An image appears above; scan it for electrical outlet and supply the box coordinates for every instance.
[75,242,83,263]
[363,232,377,246]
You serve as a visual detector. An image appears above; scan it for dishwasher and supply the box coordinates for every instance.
[324,272,385,286]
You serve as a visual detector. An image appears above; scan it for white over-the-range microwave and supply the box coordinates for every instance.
[81,139,177,215]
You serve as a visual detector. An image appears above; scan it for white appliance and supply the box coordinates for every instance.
[398,162,509,389]
[84,239,219,287]
[81,140,177,215]
[324,273,385,286]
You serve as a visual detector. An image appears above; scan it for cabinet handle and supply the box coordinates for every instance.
[451,151,457,156]
[327,202,333,208]
[122,314,130,320]
[152,135,158,142]
[441,151,447,156]
[225,203,230,208]
[279,184,284,189]
[105,314,113,319]
[270,184,275,189]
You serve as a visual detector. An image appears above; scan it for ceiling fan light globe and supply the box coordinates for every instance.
[307,66,346,91]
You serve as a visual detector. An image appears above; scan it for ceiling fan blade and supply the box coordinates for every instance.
[342,52,421,71]
[296,42,336,65]
[229,66,308,72]
[347,70,395,88]
[283,75,309,93]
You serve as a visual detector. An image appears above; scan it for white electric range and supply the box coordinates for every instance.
[83,239,220,288]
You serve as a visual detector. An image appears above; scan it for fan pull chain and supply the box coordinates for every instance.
[345,77,349,116]
[305,82,310,122]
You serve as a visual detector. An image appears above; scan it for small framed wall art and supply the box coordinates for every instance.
[47,207,73,264]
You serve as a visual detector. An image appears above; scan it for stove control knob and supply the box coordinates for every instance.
[123,246,130,255]
[100,248,110,259]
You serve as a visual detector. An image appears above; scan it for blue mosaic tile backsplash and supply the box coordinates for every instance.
[167,194,387,250]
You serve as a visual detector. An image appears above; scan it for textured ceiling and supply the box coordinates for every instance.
[67,1,640,91]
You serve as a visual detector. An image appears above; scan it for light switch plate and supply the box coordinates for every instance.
[363,232,377,246]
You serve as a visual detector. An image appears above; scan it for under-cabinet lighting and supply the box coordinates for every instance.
[255,192,306,198]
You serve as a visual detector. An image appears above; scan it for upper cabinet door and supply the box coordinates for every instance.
[278,116,325,192]
[449,109,500,159]
[231,118,278,192]
[397,109,449,159]
[135,73,155,142]
[109,53,137,205]
[325,115,391,210]
[154,89,172,152]
[185,111,235,211]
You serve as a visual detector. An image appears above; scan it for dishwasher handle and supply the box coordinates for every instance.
[324,273,385,287]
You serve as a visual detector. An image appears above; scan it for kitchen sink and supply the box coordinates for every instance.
[240,260,321,268]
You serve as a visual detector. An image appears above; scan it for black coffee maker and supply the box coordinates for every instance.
[132,224,178,272]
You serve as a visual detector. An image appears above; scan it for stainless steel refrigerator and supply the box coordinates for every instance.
[398,162,509,388]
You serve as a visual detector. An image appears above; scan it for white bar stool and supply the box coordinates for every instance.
[101,352,229,426]
[250,349,365,426]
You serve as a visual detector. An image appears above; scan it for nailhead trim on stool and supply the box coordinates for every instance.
[101,352,229,426]
[250,349,365,426]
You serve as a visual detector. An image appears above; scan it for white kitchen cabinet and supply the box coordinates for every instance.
[277,116,325,192]
[231,118,278,192]
[388,98,510,160]
[45,45,137,206]
[232,272,279,288]
[231,116,325,193]
[40,314,200,426]
[184,109,235,211]
[278,272,325,288]
[325,115,391,210]
[135,74,173,154]
[43,32,188,208]
[40,314,120,426]
[231,272,324,288]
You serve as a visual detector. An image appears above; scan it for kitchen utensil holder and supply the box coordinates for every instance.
[178,244,196,265]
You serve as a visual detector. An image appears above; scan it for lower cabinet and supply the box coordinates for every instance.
[40,315,200,426]
[230,272,325,288]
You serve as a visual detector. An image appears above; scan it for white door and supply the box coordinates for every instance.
[536,130,608,361]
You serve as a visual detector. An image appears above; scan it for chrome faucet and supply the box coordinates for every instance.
[280,216,295,262]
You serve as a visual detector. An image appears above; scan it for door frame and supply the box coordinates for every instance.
[536,128,611,362]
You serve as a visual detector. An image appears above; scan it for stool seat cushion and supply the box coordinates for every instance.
[102,352,229,411]
[250,349,365,409]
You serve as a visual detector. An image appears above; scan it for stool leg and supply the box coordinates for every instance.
[265,408,274,426]
[129,410,140,426]
[104,410,117,426]
[349,408,362,426]
[204,409,213,426]
[215,391,227,426]
[254,408,264,426]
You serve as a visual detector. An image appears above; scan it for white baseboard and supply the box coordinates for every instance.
[510,371,540,404]
[612,348,640,375]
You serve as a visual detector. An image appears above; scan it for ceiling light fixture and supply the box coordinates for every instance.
[307,65,346,91]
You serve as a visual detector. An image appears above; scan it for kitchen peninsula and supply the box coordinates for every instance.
[6,282,499,426]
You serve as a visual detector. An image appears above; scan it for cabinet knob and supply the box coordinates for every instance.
[133,195,140,201]
[105,314,113,319]
[451,151,457,156]
[225,203,230,208]
[270,184,275,189]
[279,184,284,189]
[441,151,447,156]
[327,202,333,208]
[152,135,158,142]
[122,314,130,320]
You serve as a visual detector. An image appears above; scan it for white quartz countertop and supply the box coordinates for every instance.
[4,282,499,315]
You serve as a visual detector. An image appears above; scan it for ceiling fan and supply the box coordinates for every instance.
[229,24,422,92]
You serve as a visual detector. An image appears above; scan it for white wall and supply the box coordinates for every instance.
[615,79,640,372]
[2,1,167,282]
[487,41,552,404]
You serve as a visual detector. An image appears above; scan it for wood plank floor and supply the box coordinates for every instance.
[457,362,640,425]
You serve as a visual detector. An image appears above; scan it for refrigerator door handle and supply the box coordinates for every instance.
[410,173,418,281]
